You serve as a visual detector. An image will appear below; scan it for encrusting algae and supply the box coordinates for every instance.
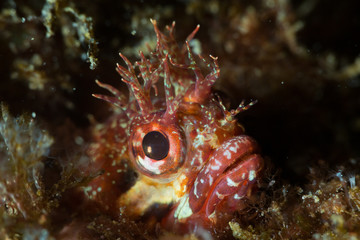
[0,104,54,239]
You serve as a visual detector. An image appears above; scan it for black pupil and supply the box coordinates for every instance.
[142,131,169,160]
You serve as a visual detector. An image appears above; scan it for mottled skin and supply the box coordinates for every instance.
[87,20,263,233]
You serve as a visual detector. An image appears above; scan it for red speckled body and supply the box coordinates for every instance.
[87,20,263,234]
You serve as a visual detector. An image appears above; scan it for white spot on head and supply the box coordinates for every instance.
[135,141,141,147]
[249,170,256,181]
[214,159,221,165]
[200,178,204,184]
[233,194,243,200]
[82,186,93,198]
[174,195,193,220]
[229,146,238,153]
[173,174,187,195]
[193,179,200,198]
[224,150,231,159]
[226,177,240,187]
[208,175,213,186]
[208,211,217,222]
[193,129,206,148]
[210,165,220,170]
[215,191,225,200]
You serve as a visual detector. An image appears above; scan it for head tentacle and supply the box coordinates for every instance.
[162,54,181,123]
[92,80,127,108]
[116,53,154,115]
[170,42,220,104]
[93,20,220,120]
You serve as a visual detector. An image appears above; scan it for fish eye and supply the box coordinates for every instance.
[142,131,169,160]
[128,116,185,180]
